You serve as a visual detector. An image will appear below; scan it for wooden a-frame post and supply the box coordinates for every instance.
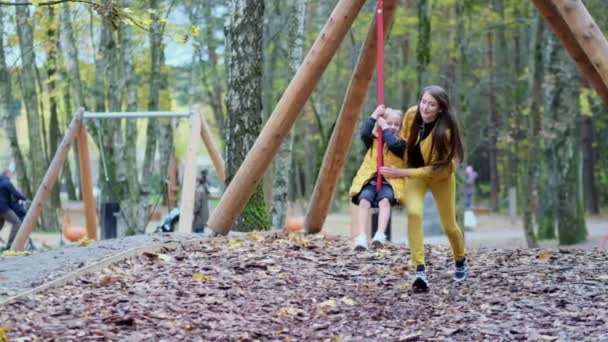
[177,108,202,233]
[206,0,367,235]
[11,109,90,250]
[76,120,98,240]
[532,0,608,106]
[305,0,398,234]
[200,114,225,182]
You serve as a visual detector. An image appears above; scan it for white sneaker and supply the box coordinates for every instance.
[371,231,387,248]
[353,234,368,251]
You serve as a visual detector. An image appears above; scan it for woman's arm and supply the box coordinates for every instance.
[380,160,456,182]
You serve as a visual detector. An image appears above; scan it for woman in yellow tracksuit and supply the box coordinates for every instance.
[380,85,467,291]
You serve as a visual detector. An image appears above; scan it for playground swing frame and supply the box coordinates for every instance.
[204,0,608,236]
[10,107,225,251]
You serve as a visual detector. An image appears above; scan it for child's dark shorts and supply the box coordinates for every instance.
[352,180,395,207]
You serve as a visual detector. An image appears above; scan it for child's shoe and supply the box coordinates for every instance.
[353,234,368,251]
[371,231,387,248]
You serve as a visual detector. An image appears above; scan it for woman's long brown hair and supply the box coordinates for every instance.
[406,85,464,169]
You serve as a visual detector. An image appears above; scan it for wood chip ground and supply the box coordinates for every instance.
[1,232,607,341]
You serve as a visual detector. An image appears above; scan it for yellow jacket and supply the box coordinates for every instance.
[399,106,456,182]
[349,130,406,204]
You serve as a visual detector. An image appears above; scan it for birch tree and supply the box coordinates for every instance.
[224,0,269,231]
[0,8,30,196]
[270,0,306,230]
[15,5,59,230]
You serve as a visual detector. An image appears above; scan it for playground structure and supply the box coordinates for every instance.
[205,0,608,236]
[10,107,225,251]
[8,0,608,250]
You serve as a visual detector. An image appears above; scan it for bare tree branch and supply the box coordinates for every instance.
[0,0,98,6]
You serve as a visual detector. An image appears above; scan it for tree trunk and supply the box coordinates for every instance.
[60,68,78,201]
[200,1,226,133]
[16,5,60,230]
[120,0,149,234]
[141,0,163,197]
[0,7,30,196]
[45,6,62,212]
[60,3,83,201]
[486,32,500,211]
[224,0,269,231]
[270,0,306,230]
[540,30,588,244]
[522,15,543,248]
[416,0,430,91]
[581,99,599,214]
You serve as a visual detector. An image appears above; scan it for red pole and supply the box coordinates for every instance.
[375,0,384,191]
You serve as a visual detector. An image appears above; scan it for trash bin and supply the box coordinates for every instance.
[371,209,391,242]
[100,202,120,239]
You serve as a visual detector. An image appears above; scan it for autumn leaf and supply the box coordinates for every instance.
[247,231,263,241]
[277,306,303,318]
[192,273,212,282]
[537,251,552,262]
[99,275,112,286]
[340,297,356,306]
[158,254,172,263]
[227,239,242,248]
[319,299,338,308]
[79,238,95,247]
[0,327,8,342]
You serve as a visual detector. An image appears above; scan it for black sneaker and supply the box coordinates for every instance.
[412,265,429,292]
[453,258,468,282]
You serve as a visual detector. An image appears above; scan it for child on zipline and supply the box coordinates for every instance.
[349,105,406,250]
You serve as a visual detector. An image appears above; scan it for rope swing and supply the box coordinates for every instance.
[375,0,385,191]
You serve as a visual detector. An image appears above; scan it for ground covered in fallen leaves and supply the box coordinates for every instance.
[1,232,607,341]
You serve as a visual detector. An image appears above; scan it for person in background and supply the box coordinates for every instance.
[192,169,210,233]
[465,165,478,209]
[0,169,27,250]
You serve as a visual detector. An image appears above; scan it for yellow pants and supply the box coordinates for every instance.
[403,173,465,266]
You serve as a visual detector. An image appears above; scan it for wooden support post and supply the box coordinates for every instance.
[206,0,366,235]
[167,154,178,210]
[177,110,202,233]
[198,110,225,182]
[77,123,97,240]
[532,0,608,106]
[11,109,85,251]
[304,0,398,234]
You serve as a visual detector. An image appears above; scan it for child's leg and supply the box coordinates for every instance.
[356,199,372,236]
[375,183,395,235]
[429,173,465,262]
[376,198,391,234]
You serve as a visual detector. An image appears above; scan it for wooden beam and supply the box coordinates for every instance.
[206,0,367,235]
[167,154,178,210]
[532,0,608,106]
[11,109,84,251]
[76,123,97,240]
[177,109,202,233]
[305,0,398,234]
[198,110,225,182]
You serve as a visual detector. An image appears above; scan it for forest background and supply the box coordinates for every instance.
[0,0,606,247]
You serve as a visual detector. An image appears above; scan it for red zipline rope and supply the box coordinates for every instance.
[375,0,384,192]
